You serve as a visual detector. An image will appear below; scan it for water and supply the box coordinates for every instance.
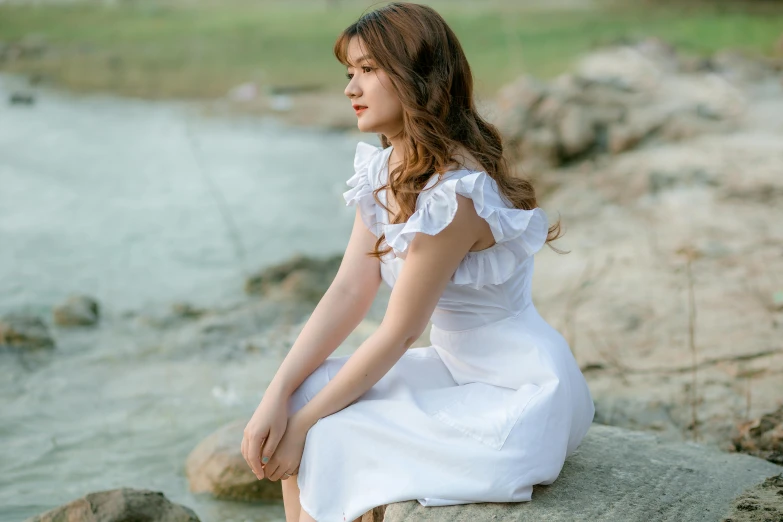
[0,74,375,521]
[0,73,367,316]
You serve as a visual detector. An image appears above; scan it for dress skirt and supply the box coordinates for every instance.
[286,303,595,522]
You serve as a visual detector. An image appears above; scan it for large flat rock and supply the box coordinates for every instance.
[382,423,782,522]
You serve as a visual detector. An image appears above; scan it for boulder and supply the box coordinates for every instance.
[185,420,782,521]
[23,488,200,522]
[245,253,342,303]
[185,418,282,501]
[732,405,783,465]
[381,424,782,521]
[53,294,100,326]
[492,38,775,171]
[726,473,783,521]
[0,313,54,349]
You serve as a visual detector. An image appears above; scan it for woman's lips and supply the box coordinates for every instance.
[354,106,367,114]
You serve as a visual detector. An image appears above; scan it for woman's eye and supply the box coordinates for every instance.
[345,66,373,80]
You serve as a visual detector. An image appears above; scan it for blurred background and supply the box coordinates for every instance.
[1,1,782,521]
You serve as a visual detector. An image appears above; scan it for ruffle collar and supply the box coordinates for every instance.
[342,141,384,236]
[343,141,549,289]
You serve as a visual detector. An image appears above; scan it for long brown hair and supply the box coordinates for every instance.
[334,2,562,259]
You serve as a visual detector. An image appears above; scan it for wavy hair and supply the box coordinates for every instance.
[334,2,563,259]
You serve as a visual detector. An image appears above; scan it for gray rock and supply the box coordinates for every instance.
[185,418,282,501]
[732,405,783,466]
[725,473,783,521]
[557,104,596,158]
[494,75,547,138]
[494,38,767,167]
[53,294,100,326]
[381,424,782,521]
[23,487,200,522]
[0,313,54,349]
[245,253,342,303]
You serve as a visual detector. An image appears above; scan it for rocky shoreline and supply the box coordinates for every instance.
[5,38,783,521]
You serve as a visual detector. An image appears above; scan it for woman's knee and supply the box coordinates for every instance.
[287,355,349,416]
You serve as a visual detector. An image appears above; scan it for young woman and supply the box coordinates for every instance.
[241,3,595,521]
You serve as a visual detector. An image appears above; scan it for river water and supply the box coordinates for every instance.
[0,74,372,521]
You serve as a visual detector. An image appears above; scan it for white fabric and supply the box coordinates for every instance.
[291,141,595,521]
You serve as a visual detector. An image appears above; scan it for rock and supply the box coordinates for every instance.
[726,473,783,521]
[574,45,663,93]
[607,106,668,153]
[712,49,772,84]
[381,424,782,521]
[53,294,100,326]
[494,38,766,167]
[245,253,343,302]
[732,405,783,465]
[519,127,559,172]
[362,506,387,522]
[185,418,282,501]
[23,487,200,522]
[494,75,547,138]
[171,302,208,320]
[0,314,54,349]
[9,92,35,105]
[557,104,596,158]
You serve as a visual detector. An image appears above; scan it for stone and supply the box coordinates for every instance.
[381,424,782,521]
[494,75,547,138]
[732,405,783,465]
[725,473,783,521]
[23,488,200,522]
[53,294,100,326]
[185,418,282,501]
[574,46,663,93]
[557,104,596,158]
[245,253,342,302]
[0,313,54,349]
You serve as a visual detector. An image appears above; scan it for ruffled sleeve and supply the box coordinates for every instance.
[383,171,549,289]
[343,141,383,237]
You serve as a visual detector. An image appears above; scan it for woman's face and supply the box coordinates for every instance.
[344,36,404,137]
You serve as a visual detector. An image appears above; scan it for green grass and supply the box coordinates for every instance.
[0,0,781,99]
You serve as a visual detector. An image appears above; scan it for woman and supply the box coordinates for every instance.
[241,3,595,521]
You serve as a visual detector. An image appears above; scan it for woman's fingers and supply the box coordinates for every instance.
[269,460,298,482]
[244,428,268,479]
[260,430,282,468]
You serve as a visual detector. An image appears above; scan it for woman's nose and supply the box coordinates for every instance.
[344,78,360,98]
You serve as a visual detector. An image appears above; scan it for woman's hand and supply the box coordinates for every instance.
[262,412,311,482]
[241,389,289,480]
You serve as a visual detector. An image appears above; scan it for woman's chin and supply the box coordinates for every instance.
[357,120,374,133]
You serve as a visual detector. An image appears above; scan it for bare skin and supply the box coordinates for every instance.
[269,35,492,522]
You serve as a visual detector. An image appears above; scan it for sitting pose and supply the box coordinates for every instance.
[241,3,595,521]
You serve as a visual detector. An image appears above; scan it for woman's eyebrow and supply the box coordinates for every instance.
[347,55,372,66]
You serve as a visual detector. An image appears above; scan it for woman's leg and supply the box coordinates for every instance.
[282,476,303,522]
[297,500,317,522]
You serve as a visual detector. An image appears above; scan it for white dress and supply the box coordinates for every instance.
[288,141,595,522]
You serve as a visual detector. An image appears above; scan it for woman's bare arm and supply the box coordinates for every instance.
[264,207,383,400]
[291,195,485,430]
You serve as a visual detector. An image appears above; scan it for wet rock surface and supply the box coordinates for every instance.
[0,313,54,349]
[23,488,200,522]
[53,294,100,327]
